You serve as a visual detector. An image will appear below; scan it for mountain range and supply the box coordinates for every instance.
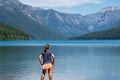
[0,0,120,39]
[36,6,120,37]
[0,0,66,40]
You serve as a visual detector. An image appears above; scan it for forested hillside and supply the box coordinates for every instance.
[0,23,29,40]
[69,26,120,40]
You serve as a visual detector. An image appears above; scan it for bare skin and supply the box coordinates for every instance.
[48,68,52,80]
[41,69,46,80]
[39,53,55,80]
[39,44,55,80]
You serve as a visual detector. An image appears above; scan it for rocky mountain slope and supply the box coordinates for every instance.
[0,0,120,39]
[0,0,66,39]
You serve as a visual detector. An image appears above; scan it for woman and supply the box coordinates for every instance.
[39,44,55,80]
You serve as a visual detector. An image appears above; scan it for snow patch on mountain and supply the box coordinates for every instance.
[55,12,64,22]
[88,25,94,30]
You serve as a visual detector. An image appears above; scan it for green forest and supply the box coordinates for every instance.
[70,26,120,40]
[0,23,29,40]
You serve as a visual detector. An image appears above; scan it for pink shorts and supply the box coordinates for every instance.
[42,63,52,70]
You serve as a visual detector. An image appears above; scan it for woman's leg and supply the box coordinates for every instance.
[48,68,52,80]
[41,69,46,80]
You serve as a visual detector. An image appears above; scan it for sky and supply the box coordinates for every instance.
[19,0,120,15]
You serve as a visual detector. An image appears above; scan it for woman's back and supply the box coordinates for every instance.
[42,50,52,64]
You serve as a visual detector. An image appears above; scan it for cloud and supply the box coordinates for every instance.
[20,0,103,8]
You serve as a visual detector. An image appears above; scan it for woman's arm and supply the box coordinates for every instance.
[39,54,43,65]
[51,53,55,65]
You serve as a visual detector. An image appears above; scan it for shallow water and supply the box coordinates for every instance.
[0,40,120,80]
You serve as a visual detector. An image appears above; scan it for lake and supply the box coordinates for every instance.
[0,40,120,80]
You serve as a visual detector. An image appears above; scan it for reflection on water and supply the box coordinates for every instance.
[0,45,120,80]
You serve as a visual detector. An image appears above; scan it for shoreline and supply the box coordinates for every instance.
[0,40,120,46]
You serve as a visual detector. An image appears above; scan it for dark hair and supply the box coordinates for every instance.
[44,44,49,52]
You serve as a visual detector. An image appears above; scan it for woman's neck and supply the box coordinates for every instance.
[44,49,48,52]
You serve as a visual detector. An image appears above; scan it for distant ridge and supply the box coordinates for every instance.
[69,25,120,40]
[97,6,120,13]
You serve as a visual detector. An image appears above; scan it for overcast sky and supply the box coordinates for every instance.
[19,0,120,15]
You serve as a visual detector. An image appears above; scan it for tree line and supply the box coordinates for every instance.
[0,23,29,40]
[69,26,120,40]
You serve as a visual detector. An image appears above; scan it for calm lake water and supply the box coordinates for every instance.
[0,40,120,80]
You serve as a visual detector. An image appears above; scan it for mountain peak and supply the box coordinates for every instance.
[0,0,20,4]
[0,0,23,8]
[98,6,120,13]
